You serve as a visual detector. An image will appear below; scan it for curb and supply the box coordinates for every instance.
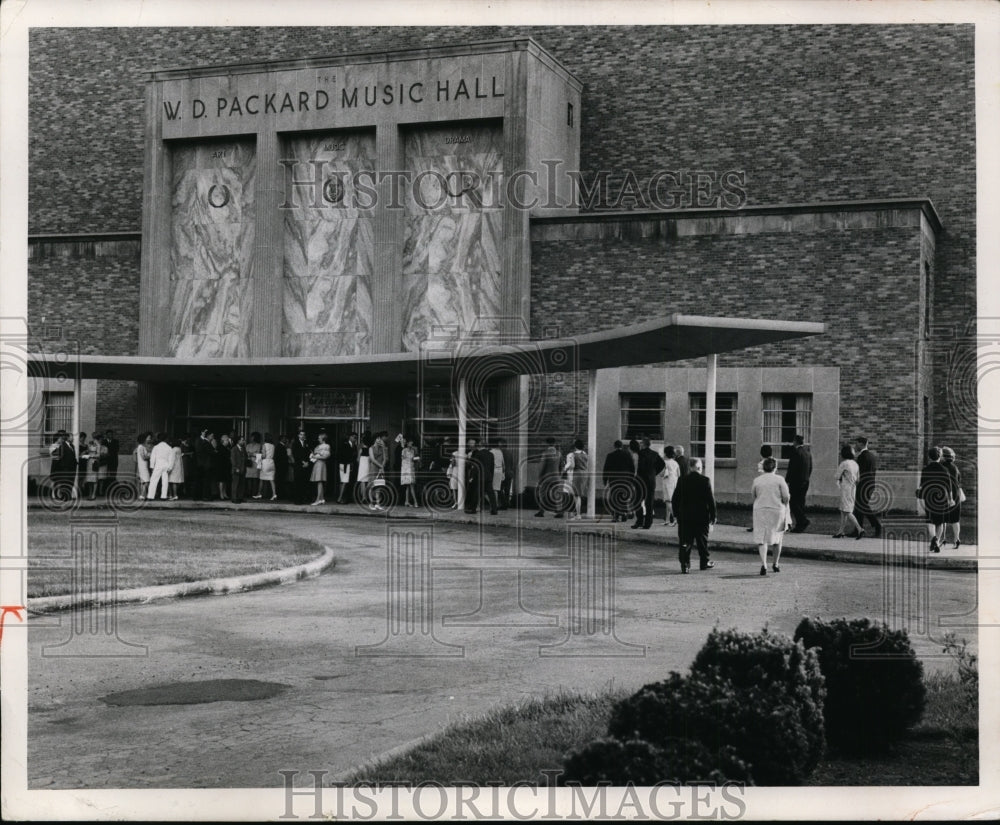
[27,500,976,572]
[27,545,337,614]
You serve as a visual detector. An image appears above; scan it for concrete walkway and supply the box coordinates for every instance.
[36,498,979,571]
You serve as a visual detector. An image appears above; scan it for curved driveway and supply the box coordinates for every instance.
[27,511,977,789]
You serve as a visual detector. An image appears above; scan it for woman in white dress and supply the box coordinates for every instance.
[490,440,505,507]
[309,431,331,505]
[245,432,262,500]
[563,439,588,520]
[751,457,790,576]
[447,445,461,509]
[661,445,680,526]
[357,431,373,506]
[834,443,864,539]
[135,432,152,500]
[259,433,277,501]
[400,438,419,507]
[84,435,106,500]
[168,437,184,501]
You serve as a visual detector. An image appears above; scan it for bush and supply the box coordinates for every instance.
[608,629,826,785]
[561,736,751,786]
[794,617,925,752]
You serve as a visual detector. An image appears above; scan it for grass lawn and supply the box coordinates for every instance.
[344,670,977,787]
[27,513,323,597]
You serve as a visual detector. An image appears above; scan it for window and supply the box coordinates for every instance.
[762,393,812,459]
[42,391,73,444]
[620,393,664,441]
[567,102,574,127]
[173,386,250,438]
[689,393,738,459]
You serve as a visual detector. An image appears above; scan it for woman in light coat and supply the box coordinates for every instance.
[135,432,153,500]
[309,431,331,505]
[834,443,865,539]
[751,457,790,575]
[259,433,277,501]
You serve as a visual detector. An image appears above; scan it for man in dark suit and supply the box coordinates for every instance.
[336,432,359,504]
[194,428,214,500]
[463,437,482,513]
[472,439,498,515]
[49,429,77,501]
[498,438,514,510]
[785,434,813,533]
[633,437,666,529]
[291,428,312,504]
[102,429,120,495]
[671,457,717,573]
[230,433,248,504]
[853,435,882,538]
[274,435,290,500]
[602,440,635,523]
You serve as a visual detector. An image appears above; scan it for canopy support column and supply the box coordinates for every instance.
[71,371,82,499]
[704,353,717,487]
[587,369,598,518]
[456,376,467,510]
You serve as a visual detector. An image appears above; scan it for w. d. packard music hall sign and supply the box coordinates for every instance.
[136,39,581,446]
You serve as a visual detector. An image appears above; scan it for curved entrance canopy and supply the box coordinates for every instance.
[27,314,824,383]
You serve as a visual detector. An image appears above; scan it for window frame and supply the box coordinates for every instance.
[688,392,738,459]
[761,392,813,460]
[620,392,666,441]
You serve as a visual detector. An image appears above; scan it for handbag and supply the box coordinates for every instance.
[916,495,927,518]
[958,487,967,504]
[372,472,386,488]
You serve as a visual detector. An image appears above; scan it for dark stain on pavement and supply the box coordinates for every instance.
[99,679,290,706]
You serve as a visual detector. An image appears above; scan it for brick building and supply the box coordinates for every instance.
[26,26,976,508]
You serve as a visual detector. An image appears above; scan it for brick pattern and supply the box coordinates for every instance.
[28,239,140,355]
[95,380,138,444]
[532,227,924,470]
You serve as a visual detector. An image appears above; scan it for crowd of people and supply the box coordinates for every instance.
[44,426,965,558]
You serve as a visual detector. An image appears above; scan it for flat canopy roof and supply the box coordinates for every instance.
[27,314,824,386]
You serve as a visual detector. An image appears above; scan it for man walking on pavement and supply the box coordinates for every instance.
[785,434,813,533]
[671,457,717,573]
[853,435,883,538]
[633,437,666,529]
[602,440,635,523]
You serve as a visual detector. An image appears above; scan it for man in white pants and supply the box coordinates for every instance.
[148,432,175,501]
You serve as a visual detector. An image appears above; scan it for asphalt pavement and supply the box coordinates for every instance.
[24,508,979,790]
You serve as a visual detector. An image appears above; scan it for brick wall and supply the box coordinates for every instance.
[531,224,924,470]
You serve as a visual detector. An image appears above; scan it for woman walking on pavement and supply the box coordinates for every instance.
[833,443,865,539]
[751,457,790,575]
[941,446,963,549]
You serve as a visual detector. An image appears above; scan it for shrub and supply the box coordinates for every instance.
[561,736,751,786]
[609,628,826,785]
[794,617,925,752]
